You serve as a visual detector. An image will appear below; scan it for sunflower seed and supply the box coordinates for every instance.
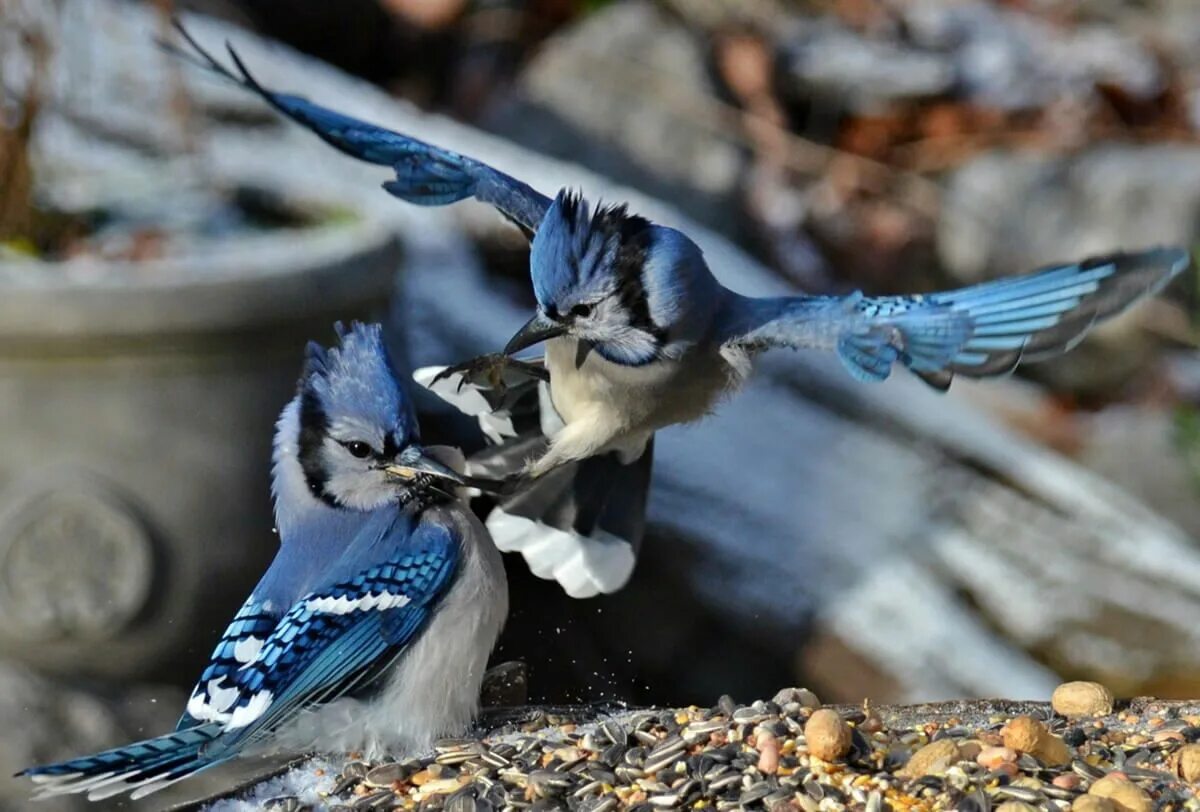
[343,761,370,779]
[263,798,308,812]
[482,749,512,769]
[1072,759,1105,780]
[365,763,410,787]
[708,773,743,791]
[581,798,618,812]
[956,788,990,812]
[330,776,359,797]
[993,785,1043,802]
[572,779,603,798]
[634,729,660,746]
[739,782,773,804]
[352,790,396,810]
[600,720,627,745]
[648,793,682,808]
[648,735,686,761]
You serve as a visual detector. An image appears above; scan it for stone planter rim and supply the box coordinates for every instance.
[0,216,400,343]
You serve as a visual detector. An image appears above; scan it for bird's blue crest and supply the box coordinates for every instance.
[300,323,417,444]
[530,190,648,308]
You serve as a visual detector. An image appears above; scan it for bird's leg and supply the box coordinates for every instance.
[525,412,625,478]
[432,353,547,396]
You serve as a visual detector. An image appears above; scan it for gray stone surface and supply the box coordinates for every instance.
[777,18,955,113]
[180,9,1200,705]
[938,145,1200,284]
[484,0,747,233]
[0,662,183,811]
[0,0,399,682]
[6,3,1200,807]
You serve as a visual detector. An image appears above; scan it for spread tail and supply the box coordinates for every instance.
[19,723,226,802]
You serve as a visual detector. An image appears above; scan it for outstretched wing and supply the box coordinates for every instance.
[723,247,1190,390]
[170,24,552,237]
[185,522,458,755]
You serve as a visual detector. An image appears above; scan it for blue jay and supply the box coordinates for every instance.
[173,30,1191,597]
[19,323,508,801]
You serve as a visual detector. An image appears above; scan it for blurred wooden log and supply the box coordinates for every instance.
[171,14,1200,704]
[41,0,1200,715]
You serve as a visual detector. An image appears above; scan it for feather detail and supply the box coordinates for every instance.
[724,247,1190,389]
[170,23,550,234]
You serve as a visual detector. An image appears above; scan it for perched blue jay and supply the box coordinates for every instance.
[19,323,508,801]
[172,29,1191,597]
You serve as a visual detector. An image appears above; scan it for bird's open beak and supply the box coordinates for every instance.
[384,447,514,496]
[504,312,567,355]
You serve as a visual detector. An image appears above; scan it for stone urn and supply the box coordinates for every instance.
[0,220,399,681]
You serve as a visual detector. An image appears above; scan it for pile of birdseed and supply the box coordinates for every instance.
[223,685,1200,811]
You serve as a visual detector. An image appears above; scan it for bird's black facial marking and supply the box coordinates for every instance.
[381,432,400,460]
[593,205,667,347]
[574,340,593,369]
[297,389,339,508]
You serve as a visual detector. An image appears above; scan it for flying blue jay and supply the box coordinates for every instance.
[19,323,508,801]
[172,30,1191,598]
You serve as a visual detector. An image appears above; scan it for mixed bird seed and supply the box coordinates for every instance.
[257,685,1200,812]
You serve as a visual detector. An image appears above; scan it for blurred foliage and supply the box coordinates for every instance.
[1174,406,1200,495]
[0,0,47,247]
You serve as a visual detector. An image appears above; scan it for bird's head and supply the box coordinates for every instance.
[510,190,714,366]
[284,323,479,512]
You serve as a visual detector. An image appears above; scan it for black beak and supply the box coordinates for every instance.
[504,312,567,355]
[384,447,516,497]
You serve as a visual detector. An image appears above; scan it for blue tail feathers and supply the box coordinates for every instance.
[20,724,227,802]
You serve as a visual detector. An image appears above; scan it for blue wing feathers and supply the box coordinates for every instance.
[729,247,1189,389]
[177,600,279,730]
[206,523,458,753]
[23,519,460,799]
[172,24,550,232]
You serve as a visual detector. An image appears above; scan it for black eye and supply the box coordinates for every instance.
[570,303,593,318]
[343,441,373,459]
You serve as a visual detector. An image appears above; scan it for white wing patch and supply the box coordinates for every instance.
[233,635,264,665]
[413,366,517,444]
[304,592,412,615]
[186,676,238,723]
[487,508,635,598]
[226,689,274,731]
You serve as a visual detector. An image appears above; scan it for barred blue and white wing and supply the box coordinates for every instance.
[723,248,1190,390]
[172,25,551,237]
[177,599,281,730]
[20,523,459,801]
[195,524,458,753]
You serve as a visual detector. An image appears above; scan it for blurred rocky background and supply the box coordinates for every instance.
[3,0,1200,808]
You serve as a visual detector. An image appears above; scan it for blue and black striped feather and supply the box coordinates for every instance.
[211,532,456,754]
[176,599,281,730]
[170,24,551,237]
[727,247,1190,390]
[19,524,459,800]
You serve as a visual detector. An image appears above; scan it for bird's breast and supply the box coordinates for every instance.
[544,337,741,433]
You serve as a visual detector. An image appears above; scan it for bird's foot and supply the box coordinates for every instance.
[432,353,547,395]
